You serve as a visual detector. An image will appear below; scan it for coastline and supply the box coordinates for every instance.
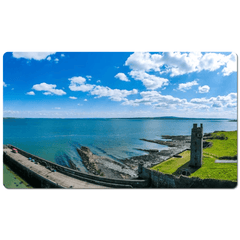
[76,134,192,178]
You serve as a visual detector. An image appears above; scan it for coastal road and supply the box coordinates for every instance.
[4,148,107,189]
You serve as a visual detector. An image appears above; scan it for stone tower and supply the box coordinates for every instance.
[189,123,203,167]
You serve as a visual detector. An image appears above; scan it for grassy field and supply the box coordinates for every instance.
[151,131,237,182]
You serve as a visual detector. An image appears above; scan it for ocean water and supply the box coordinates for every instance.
[3,118,237,172]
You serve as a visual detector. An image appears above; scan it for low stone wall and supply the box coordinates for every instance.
[5,145,150,188]
[138,162,237,188]
[4,152,63,188]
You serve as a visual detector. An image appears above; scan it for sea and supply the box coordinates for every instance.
[3,118,237,172]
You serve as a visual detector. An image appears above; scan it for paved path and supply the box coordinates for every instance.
[4,148,107,189]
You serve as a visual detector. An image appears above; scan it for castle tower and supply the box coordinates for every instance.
[189,123,203,167]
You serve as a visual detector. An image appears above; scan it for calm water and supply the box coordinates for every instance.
[3,118,237,172]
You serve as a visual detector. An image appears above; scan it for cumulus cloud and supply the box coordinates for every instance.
[84,99,88,101]
[54,58,59,63]
[47,56,51,61]
[96,80,101,83]
[123,91,187,108]
[32,82,66,96]
[198,85,210,93]
[190,92,237,108]
[129,70,169,90]
[178,80,198,92]
[69,96,77,99]
[69,76,86,85]
[212,102,223,108]
[54,107,61,110]
[125,52,237,77]
[3,81,7,87]
[226,102,237,108]
[26,91,35,95]
[90,86,138,101]
[12,52,56,61]
[86,75,92,80]
[68,76,95,91]
[222,53,237,76]
[121,89,236,113]
[68,75,138,102]
[125,52,160,72]
[115,73,130,82]
[61,54,65,57]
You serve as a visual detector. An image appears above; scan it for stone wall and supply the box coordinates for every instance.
[4,152,63,188]
[138,163,237,188]
[4,145,150,188]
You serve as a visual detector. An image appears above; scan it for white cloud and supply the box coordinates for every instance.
[54,107,61,110]
[115,73,130,82]
[222,53,237,76]
[68,76,92,91]
[72,84,95,92]
[84,99,88,101]
[3,110,20,115]
[12,52,56,61]
[129,70,169,90]
[178,80,198,92]
[54,58,59,63]
[125,52,237,77]
[226,102,237,108]
[86,75,92,80]
[190,97,210,104]
[125,52,160,72]
[43,92,53,95]
[69,76,86,85]
[121,90,236,113]
[32,82,66,96]
[190,92,237,108]
[47,56,51,61]
[198,85,210,93]
[96,80,101,83]
[90,86,138,101]
[69,96,77,99]
[61,54,65,57]
[212,102,223,108]
[123,91,188,108]
[3,81,7,87]
[26,91,35,95]
[68,75,138,102]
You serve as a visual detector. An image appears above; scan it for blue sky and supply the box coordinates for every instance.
[3,52,237,118]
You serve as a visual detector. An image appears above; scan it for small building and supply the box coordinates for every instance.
[189,123,203,167]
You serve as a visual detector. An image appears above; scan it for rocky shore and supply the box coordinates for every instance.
[75,133,217,178]
[123,135,191,169]
[77,146,137,179]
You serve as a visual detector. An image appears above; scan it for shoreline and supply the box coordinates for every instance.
[76,130,237,177]
[76,134,192,178]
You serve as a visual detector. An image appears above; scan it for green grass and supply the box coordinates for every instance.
[151,151,190,174]
[204,131,237,157]
[151,130,237,182]
[190,155,237,182]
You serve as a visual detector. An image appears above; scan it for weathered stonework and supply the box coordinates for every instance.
[189,123,203,167]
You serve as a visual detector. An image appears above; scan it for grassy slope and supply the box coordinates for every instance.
[151,151,190,174]
[151,131,237,182]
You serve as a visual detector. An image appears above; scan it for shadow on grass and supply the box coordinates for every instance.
[172,160,201,176]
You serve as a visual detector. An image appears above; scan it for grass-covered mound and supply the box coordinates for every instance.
[151,131,237,182]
